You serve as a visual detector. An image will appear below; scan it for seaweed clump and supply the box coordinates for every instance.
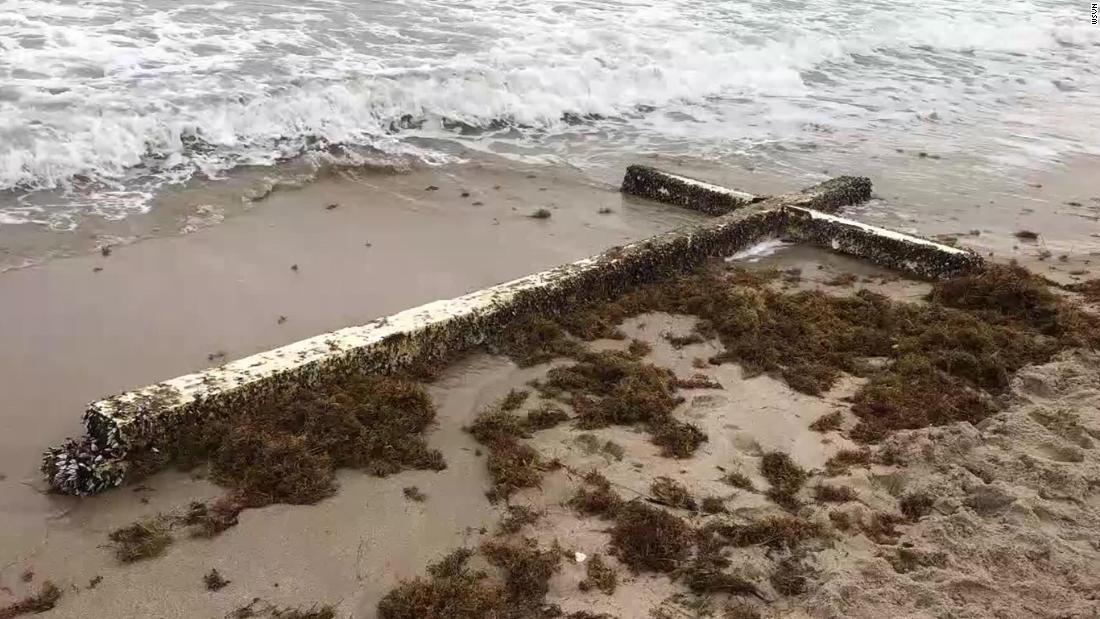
[535,351,705,458]
[467,394,567,502]
[537,351,680,427]
[573,434,623,460]
[681,551,760,599]
[859,512,904,544]
[499,505,542,534]
[687,515,826,601]
[610,500,693,573]
[485,440,546,503]
[627,339,652,357]
[759,452,808,510]
[683,565,759,599]
[469,408,543,503]
[769,556,813,595]
[468,406,530,445]
[210,430,336,507]
[672,374,723,389]
[651,477,698,511]
[500,389,529,412]
[492,316,583,366]
[722,472,754,491]
[700,496,728,514]
[379,541,569,619]
[568,471,623,518]
[701,516,825,551]
[377,549,506,619]
[683,526,763,599]
[0,582,61,618]
[108,519,173,563]
[824,448,872,476]
[579,554,617,595]
[481,538,563,608]
[180,497,242,538]
[228,599,337,619]
[813,484,857,503]
[497,263,1100,444]
[145,375,445,537]
[203,568,230,591]
[899,491,934,521]
[809,411,842,432]
[525,403,570,431]
[666,333,706,348]
[841,264,1100,441]
[848,356,994,443]
[651,419,708,458]
[930,263,1090,341]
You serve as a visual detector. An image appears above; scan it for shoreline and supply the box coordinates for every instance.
[3,149,1099,279]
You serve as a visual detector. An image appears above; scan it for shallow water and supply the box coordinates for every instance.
[2,0,1098,231]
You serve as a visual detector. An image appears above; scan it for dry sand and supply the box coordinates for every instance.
[2,160,1099,618]
[501,333,1100,619]
[802,348,1100,618]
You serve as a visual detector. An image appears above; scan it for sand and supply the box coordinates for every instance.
[6,237,1096,618]
[503,337,1100,619]
[2,158,1099,618]
[0,253,899,617]
[11,294,1094,617]
[802,348,1100,618]
[0,158,704,615]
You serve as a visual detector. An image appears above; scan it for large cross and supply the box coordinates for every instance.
[44,167,983,496]
[620,165,981,280]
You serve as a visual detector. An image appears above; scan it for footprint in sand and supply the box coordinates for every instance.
[731,434,763,456]
[1035,443,1085,463]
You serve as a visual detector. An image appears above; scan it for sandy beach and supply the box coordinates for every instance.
[1,152,1098,617]
[3,0,1099,615]
[1,158,709,603]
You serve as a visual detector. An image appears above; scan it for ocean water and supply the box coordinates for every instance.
[1,0,1098,229]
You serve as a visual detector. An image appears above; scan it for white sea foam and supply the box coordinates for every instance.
[1,0,1098,226]
[726,239,789,263]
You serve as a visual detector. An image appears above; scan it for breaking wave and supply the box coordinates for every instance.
[1,0,1097,224]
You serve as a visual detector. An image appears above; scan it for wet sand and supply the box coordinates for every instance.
[2,154,1099,617]
[0,353,515,618]
[0,159,704,609]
